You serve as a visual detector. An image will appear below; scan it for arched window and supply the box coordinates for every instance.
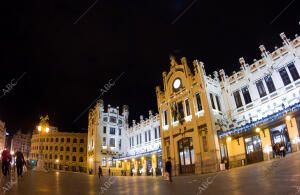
[73,147,76,152]
[49,154,52,159]
[60,146,64,151]
[66,155,69,161]
[55,146,58,151]
[79,157,83,162]
[80,139,84,143]
[73,138,77,143]
[54,154,57,159]
[66,147,70,151]
[61,138,64,142]
[56,138,59,142]
[72,156,76,162]
[60,155,63,160]
[80,147,83,152]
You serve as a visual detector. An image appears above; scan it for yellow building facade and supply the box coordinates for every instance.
[30,126,88,172]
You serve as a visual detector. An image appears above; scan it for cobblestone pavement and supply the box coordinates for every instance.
[4,152,300,195]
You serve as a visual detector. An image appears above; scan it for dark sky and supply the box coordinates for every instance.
[1,0,299,135]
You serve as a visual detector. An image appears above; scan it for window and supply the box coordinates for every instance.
[287,62,300,81]
[242,87,252,104]
[50,146,53,150]
[73,138,77,143]
[256,80,267,98]
[103,137,106,146]
[279,67,291,86]
[79,147,83,152]
[110,128,115,135]
[67,138,70,143]
[103,126,106,134]
[55,154,57,159]
[178,101,184,120]
[66,155,69,161]
[51,138,53,142]
[61,138,64,142]
[108,157,113,167]
[49,154,52,159]
[60,146,64,151]
[163,110,168,126]
[79,157,83,162]
[72,156,76,162]
[132,137,134,146]
[136,135,139,145]
[145,132,147,142]
[209,93,216,109]
[55,146,58,151]
[102,157,106,167]
[215,95,222,111]
[109,116,116,123]
[60,155,63,160]
[140,134,142,144]
[196,93,202,111]
[73,147,76,152]
[66,147,70,151]
[119,139,121,149]
[56,138,59,142]
[103,117,108,122]
[155,128,158,139]
[80,139,84,143]
[148,130,151,141]
[119,128,121,136]
[264,75,276,93]
[129,137,131,147]
[158,126,160,137]
[46,146,48,150]
[233,91,243,108]
[185,99,191,116]
[202,136,208,152]
[109,138,115,147]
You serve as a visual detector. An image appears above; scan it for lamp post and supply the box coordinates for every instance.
[35,115,50,170]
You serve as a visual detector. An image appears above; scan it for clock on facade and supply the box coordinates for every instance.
[173,78,181,90]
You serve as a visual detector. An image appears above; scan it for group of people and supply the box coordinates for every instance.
[273,141,287,158]
[1,149,26,177]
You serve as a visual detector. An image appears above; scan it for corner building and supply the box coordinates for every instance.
[156,56,223,175]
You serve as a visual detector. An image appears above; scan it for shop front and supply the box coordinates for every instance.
[244,134,263,164]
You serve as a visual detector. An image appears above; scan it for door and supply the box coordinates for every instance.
[178,137,195,174]
[244,135,263,164]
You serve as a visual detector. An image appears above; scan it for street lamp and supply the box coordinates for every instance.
[226,136,232,142]
[56,159,59,163]
[255,127,261,133]
[286,115,293,127]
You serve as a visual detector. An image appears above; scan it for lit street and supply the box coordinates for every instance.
[4,152,300,195]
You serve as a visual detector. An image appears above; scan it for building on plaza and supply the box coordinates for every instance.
[0,120,6,152]
[87,100,161,176]
[156,32,300,175]
[11,130,31,159]
[30,117,88,172]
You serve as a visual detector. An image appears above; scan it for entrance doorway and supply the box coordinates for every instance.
[244,134,264,164]
[146,159,152,176]
[270,124,291,153]
[178,137,195,174]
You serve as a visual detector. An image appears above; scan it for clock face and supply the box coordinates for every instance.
[173,78,181,89]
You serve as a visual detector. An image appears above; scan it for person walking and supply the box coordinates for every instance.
[98,166,102,179]
[280,141,286,157]
[1,149,12,176]
[108,168,111,176]
[165,157,172,182]
[15,151,25,177]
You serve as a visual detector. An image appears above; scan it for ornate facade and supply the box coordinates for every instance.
[87,100,162,176]
[11,130,31,159]
[156,32,300,175]
[0,120,6,152]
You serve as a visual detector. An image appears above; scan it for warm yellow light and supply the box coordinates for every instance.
[255,127,261,133]
[56,159,59,163]
[38,126,42,131]
[152,154,155,159]
[132,158,135,162]
[89,158,93,161]
[286,115,291,121]
[45,127,49,133]
[10,151,14,155]
[124,160,127,162]
[141,156,144,160]
[227,137,232,142]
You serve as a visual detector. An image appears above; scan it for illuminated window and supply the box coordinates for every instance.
[102,157,106,167]
[110,128,115,135]
[209,93,216,109]
[163,110,168,126]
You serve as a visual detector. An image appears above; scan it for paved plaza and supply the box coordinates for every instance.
[2,152,300,195]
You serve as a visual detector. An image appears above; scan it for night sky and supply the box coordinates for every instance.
[1,0,299,135]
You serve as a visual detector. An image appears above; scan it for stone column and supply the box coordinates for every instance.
[286,117,300,152]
